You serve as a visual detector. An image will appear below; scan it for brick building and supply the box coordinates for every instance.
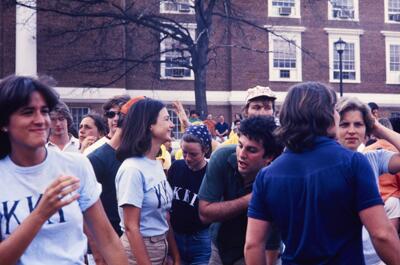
[1,0,400,133]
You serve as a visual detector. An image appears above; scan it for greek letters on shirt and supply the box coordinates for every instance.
[154,179,172,208]
[0,194,66,235]
[172,186,198,207]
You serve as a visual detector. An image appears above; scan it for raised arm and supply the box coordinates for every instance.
[172,101,191,130]
[372,121,400,173]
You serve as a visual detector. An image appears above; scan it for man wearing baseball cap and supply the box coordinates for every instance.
[222,85,278,146]
[244,85,277,118]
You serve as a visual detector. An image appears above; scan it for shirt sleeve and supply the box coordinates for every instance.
[198,149,227,202]
[352,152,384,212]
[365,149,394,176]
[248,169,272,221]
[116,164,144,208]
[77,156,102,212]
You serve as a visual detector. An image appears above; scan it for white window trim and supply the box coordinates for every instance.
[160,23,196,80]
[382,31,400,84]
[267,0,301,18]
[325,28,363,84]
[266,26,306,82]
[160,0,195,15]
[384,0,400,24]
[328,0,359,21]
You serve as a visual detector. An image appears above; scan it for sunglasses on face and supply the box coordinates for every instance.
[104,110,120,119]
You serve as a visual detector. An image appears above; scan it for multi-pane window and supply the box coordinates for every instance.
[163,38,191,78]
[268,27,304,82]
[160,25,195,79]
[272,0,295,7]
[383,31,400,84]
[333,43,356,80]
[168,109,183,139]
[268,0,300,17]
[390,45,400,71]
[70,107,90,132]
[160,0,194,14]
[273,39,297,70]
[331,0,355,19]
[388,0,400,22]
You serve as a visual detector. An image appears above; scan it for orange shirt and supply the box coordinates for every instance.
[363,139,400,201]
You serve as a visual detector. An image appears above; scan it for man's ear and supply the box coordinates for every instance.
[264,155,274,165]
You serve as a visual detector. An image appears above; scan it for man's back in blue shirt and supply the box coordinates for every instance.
[249,137,383,264]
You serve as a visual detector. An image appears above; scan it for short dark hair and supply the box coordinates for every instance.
[368,102,379,111]
[275,82,337,153]
[390,116,400,134]
[80,113,108,138]
[51,101,74,131]
[238,116,283,159]
[336,97,375,136]
[190,110,200,117]
[102,94,131,112]
[117,98,165,161]
[0,75,59,159]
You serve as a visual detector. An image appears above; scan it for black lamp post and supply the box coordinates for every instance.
[334,38,346,97]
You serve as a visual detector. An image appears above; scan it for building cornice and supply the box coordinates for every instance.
[264,25,306,32]
[324,28,364,35]
[381,31,400,38]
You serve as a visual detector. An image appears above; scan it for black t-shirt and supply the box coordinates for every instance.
[88,143,122,236]
[215,122,229,135]
[168,159,209,234]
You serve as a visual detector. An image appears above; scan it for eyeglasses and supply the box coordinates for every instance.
[104,110,120,119]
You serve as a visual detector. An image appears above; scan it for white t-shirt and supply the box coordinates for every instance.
[116,156,172,237]
[47,135,80,153]
[362,149,394,265]
[0,148,101,265]
[83,136,110,156]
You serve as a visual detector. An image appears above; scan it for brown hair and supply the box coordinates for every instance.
[275,82,337,153]
[336,97,374,136]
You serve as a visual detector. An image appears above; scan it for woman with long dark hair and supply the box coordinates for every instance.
[79,113,107,153]
[0,75,127,264]
[116,98,180,265]
[245,82,400,265]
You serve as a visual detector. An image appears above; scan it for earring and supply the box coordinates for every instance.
[1,127,7,132]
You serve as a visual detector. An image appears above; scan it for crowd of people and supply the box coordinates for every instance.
[0,74,400,265]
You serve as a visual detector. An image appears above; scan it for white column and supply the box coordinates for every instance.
[15,0,37,76]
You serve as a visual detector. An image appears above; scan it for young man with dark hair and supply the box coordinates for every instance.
[47,101,80,152]
[215,115,230,143]
[368,102,380,119]
[198,116,283,265]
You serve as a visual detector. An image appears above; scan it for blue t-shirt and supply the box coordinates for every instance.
[248,137,383,265]
[116,156,173,237]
